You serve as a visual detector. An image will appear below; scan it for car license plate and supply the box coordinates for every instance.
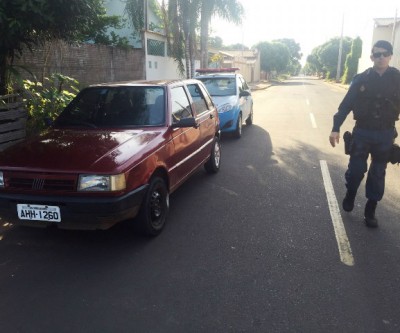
[17,204,61,222]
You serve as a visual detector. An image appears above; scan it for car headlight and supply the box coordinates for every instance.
[0,171,4,188]
[78,174,126,192]
[218,103,233,113]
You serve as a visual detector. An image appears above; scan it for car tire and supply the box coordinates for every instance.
[204,137,221,174]
[234,113,242,139]
[246,105,253,126]
[138,176,169,236]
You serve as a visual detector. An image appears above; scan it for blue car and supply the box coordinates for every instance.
[196,69,253,138]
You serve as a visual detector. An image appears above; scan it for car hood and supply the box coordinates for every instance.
[0,128,166,173]
[211,95,238,108]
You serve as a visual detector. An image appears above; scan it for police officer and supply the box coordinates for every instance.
[329,40,400,228]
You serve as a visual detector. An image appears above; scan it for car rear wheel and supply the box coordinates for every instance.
[246,105,253,125]
[138,176,169,236]
[234,113,242,139]
[204,137,221,173]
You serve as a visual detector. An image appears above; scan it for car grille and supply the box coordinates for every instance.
[5,172,77,192]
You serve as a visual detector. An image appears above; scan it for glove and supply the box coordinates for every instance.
[389,143,400,164]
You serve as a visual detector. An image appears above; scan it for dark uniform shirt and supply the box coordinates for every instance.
[332,67,400,132]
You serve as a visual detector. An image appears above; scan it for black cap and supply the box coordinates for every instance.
[372,40,393,54]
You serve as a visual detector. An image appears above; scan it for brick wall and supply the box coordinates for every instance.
[14,40,146,87]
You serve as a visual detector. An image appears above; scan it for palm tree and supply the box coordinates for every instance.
[200,0,244,68]
[180,0,200,78]
[165,0,199,78]
[126,0,243,78]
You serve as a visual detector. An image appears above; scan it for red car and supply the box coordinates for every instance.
[0,79,221,236]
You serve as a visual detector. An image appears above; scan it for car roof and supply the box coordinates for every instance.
[87,79,204,88]
[196,73,239,79]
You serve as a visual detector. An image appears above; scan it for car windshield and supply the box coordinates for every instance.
[54,86,166,128]
[197,77,236,96]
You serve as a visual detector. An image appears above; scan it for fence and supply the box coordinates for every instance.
[0,94,27,152]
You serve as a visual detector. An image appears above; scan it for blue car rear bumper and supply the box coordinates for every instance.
[219,107,240,132]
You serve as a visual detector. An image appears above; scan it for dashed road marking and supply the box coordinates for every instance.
[320,160,354,266]
[309,113,317,128]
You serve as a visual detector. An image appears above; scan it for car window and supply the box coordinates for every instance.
[239,76,250,90]
[237,77,245,93]
[55,86,165,128]
[198,84,214,109]
[197,77,236,96]
[187,83,209,115]
[171,86,193,123]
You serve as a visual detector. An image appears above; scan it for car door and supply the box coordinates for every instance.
[238,76,252,120]
[186,82,217,158]
[167,84,202,190]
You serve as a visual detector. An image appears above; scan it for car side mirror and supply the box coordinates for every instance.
[171,117,198,128]
[239,90,250,97]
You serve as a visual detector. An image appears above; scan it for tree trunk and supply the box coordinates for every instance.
[200,3,212,68]
[0,55,8,95]
[190,34,195,78]
[184,32,191,78]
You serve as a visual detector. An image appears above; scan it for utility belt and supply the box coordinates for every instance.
[343,129,400,164]
[355,120,395,130]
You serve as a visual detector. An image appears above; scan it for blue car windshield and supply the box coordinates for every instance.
[198,78,236,97]
[55,86,166,128]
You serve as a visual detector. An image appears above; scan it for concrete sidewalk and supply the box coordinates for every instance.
[250,79,349,91]
[249,81,272,91]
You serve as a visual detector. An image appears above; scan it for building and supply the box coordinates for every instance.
[104,0,185,80]
[358,17,400,72]
[207,49,261,83]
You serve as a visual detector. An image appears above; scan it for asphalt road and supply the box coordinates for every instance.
[1,77,400,333]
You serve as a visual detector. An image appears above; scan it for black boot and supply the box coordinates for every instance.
[342,190,356,212]
[364,199,378,228]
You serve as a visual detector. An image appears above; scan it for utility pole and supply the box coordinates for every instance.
[336,13,344,83]
[391,9,397,47]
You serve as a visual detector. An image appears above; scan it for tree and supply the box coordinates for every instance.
[255,41,290,76]
[273,38,302,75]
[342,37,362,84]
[0,0,120,95]
[163,0,200,78]
[200,0,244,68]
[209,36,224,49]
[224,43,249,51]
[81,15,130,48]
[309,37,353,80]
[305,53,323,76]
[125,0,163,44]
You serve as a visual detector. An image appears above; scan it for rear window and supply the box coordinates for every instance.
[197,77,236,96]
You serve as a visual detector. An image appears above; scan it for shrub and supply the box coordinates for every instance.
[23,74,79,136]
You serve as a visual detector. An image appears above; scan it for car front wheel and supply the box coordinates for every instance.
[204,137,221,173]
[138,176,169,236]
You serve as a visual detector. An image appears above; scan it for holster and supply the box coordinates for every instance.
[343,131,353,155]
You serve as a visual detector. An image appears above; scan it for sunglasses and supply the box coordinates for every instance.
[372,51,391,58]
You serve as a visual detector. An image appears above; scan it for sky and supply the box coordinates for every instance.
[211,0,399,64]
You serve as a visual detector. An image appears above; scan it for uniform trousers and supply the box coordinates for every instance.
[345,126,395,201]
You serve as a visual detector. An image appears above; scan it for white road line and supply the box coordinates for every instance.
[309,113,317,128]
[320,160,355,266]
